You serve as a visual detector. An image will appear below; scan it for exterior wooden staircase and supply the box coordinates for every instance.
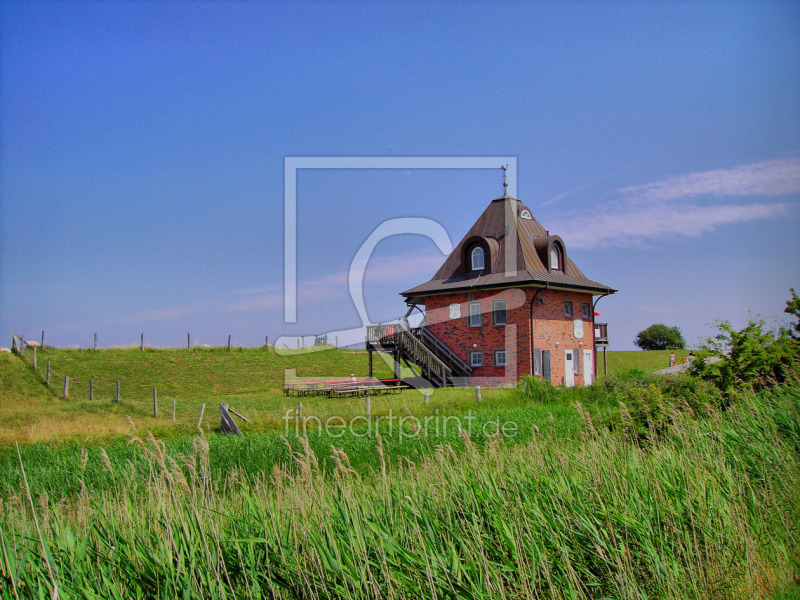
[365,324,472,387]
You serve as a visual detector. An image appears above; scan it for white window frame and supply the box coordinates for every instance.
[471,247,484,271]
[564,301,573,318]
[549,245,561,271]
[468,301,481,327]
[470,350,483,367]
[491,299,507,325]
[493,350,508,367]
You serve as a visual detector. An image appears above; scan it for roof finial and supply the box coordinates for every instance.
[500,164,509,197]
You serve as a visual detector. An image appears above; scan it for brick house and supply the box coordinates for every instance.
[398,192,615,387]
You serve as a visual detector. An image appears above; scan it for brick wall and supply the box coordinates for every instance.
[423,286,596,386]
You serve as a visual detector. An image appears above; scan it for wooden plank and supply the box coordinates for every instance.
[227,407,251,423]
[219,404,242,435]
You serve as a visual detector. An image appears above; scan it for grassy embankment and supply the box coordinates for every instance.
[1,346,608,499]
[1,345,686,446]
[0,346,720,499]
[2,378,798,598]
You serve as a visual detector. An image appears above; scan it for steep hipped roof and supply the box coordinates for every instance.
[401,194,616,301]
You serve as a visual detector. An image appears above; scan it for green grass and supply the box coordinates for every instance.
[1,346,395,446]
[603,348,693,374]
[2,345,672,448]
[2,345,798,597]
[2,381,798,598]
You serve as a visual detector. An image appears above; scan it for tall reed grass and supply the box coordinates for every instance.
[2,384,798,599]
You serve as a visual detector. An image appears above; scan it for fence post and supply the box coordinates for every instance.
[93,332,97,350]
[46,361,50,385]
[187,333,191,349]
[424,391,430,405]
[475,386,482,402]
[89,379,93,401]
[228,334,231,350]
[198,403,206,431]
[153,388,157,418]
[365,396,371,416]
[297,401,303,422]
[63,376,69,399]
[115,380,120,403]
[172,398,176,422]
[140,333,144,352]
[265,335,268,348]
[32,347,37,370]
[41,330,45,348]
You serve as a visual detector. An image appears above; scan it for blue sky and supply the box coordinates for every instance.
[1,0,799,351]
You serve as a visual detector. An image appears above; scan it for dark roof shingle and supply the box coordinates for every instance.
[401,195,616,299]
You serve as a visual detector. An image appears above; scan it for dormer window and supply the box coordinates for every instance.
[549,244,561,271]
[471,247,485,271]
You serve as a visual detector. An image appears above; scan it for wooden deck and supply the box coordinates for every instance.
[283,378,407,397]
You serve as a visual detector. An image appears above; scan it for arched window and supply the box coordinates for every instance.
[549,244,561,271]
[471,247,485,271]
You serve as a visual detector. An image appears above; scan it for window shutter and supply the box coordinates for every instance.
[534,348,542,375]
[574,348,581,374]
[542,350,551,381]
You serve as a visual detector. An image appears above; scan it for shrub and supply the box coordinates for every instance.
[518,375,566,403]
[690,316,799,395]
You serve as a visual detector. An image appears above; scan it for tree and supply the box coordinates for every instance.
[785,287,800,339]
[689,315,799,394]
[634,324,685,350]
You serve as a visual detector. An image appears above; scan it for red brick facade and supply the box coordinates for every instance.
[424,287,596,386]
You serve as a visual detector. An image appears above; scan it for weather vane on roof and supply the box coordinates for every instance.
[500,164,509,196]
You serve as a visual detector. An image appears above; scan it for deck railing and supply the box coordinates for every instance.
[366,324,398,346]
[595,323,609,345]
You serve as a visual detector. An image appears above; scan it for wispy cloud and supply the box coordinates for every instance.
[619,157,800,203]
[552,156,798,249]
[541,172,620,207]
[227,251,445,313]
[131,305,198,322]
[558,202,790,249]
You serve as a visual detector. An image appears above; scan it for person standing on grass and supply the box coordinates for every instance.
[349,373,357,383]
[669,352,676,367]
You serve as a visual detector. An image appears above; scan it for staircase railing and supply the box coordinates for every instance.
[397,328,451,387]
[411,327,472,378]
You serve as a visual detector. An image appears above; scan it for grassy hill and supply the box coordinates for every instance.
[1,346,691,447]
[1,346,394,446]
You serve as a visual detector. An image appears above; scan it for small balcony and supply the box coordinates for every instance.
[366,324,399,348]
[595,323,609,346]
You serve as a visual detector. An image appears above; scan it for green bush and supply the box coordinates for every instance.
[690,317,799,396]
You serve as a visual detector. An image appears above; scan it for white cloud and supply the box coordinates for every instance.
[226,251,445,313]
[558,202,790,249]
[551,156,798,249]
[619,157,800,203]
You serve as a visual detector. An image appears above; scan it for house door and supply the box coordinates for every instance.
[583,350,593,386]
[564,350,575,387]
